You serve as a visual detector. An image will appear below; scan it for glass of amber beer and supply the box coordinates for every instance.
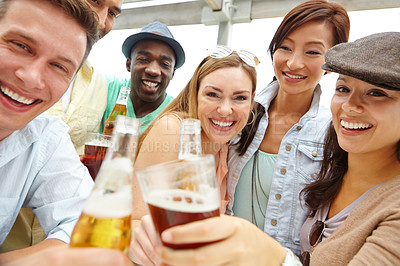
[81,133,112,180]
[136,155,220,249]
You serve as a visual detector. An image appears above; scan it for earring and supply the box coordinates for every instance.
[247,110,255,125]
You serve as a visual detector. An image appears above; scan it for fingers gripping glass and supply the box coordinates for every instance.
[301,220,325,266]
[207,45,260,68]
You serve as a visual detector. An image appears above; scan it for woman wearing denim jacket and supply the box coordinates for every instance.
[226,0,349,256]
[159,31,400,266]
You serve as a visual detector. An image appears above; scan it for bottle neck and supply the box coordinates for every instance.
[106,116,140,162]
[95,117,140,188]
[178,119,202,160]
[108,131,138,162]
[116,86,130,105]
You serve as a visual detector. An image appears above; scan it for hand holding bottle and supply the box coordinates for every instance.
[103,86,130,135]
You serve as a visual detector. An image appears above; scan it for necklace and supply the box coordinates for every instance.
[251,151,269,227]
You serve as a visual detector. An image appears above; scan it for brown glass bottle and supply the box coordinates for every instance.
[103,86,130,135]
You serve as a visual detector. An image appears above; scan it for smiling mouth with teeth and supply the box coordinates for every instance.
[0,86,39,105]
[211,119,234,128]
[284,72,307,79]
[143,80,159,88]
[341,120,373,130]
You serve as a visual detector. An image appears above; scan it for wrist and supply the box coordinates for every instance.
[281,248,302,266]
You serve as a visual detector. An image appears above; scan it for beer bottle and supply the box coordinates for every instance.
[178,119,202,191]
[103,86,130,135]
[178,119,202,160]
[70,116,140,253]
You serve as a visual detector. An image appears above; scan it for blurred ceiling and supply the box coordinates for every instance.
[115,0,400,45]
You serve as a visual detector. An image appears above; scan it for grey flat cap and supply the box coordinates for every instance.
[322,32,400,91]
[122,21,185,69]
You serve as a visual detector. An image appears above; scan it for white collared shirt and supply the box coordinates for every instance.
[0,114,94,245]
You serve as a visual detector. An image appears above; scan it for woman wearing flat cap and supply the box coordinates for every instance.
[156,32,400,266]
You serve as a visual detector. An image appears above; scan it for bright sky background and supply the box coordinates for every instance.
[89,7,400,108]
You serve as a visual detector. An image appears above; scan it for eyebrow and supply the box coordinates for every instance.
[114,6,122,14]
[337,75,348,82]
[103,0,122,14]
[111,5,121,14]
[285,37,327,48]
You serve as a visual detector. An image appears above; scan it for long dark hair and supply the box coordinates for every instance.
[236,0,350,155]
[301,123,347,210]
[301,122,400,211]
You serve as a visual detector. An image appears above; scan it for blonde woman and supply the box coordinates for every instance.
[130,47,259,265]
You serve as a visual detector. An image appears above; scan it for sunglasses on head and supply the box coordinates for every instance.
[206,45,260,68]
[301,220,325,266]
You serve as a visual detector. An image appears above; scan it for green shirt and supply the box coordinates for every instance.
[232,150,277,230]
[101,76,174,134]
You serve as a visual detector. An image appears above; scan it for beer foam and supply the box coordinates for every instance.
[99,157,133,175]
[146,188,219,213]
[84,184,132,218]
[86,138,111,147]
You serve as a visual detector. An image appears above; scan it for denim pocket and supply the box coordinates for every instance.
[297,142,324,183]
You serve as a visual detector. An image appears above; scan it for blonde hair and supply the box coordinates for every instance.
[137,52,257,154]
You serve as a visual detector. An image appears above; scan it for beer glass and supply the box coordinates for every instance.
[81,133,112,180]
[136,155,220,249]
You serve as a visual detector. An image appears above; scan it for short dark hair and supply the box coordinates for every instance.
[0,0,99,63]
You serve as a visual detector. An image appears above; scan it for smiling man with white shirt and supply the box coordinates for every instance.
[0,0,98,263]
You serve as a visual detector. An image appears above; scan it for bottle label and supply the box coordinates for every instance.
[116,86,130,105]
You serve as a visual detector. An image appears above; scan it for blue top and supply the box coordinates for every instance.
[227,80,331,256]
[0,114,94,245]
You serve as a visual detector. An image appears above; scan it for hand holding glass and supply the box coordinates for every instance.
[136,155,220,249]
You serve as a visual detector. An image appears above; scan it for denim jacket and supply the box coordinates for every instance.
[227,81,331,256]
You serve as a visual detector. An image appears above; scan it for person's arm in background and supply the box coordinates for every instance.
[132,114,181,220]
[129,114,181,265]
